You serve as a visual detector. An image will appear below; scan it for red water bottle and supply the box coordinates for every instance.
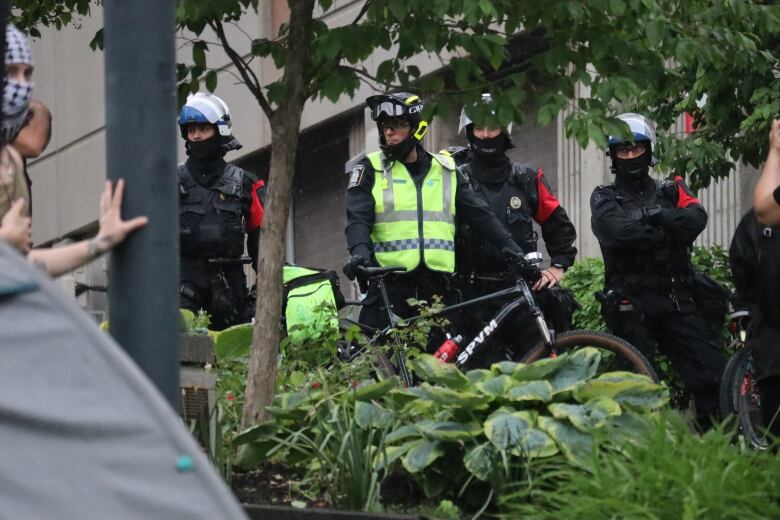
[434,334,463,363]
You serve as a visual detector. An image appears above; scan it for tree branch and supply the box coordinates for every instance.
[209,19,273,118]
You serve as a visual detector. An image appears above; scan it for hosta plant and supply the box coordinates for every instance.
[236,348,668,512]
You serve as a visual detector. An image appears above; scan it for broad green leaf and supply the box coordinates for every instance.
[402,440,444,473]
[214,323,253,359]
[354,401,394,429]
[205,69,217,92]
[417,421,482,441]
[384,387,426,411]
[418,383,492,409]
[353,378,397,401]
[548,397,622,431]
[464,443,496,481]
[475,374,518,397]
[179,308,195,332]
[548,347,601,392]
[507,380,554,403]
[233,421,277,446]
[484,409,536,450]
[465,368,493,385]
[491,360,522,375]
[573,374,669,411]
[411,354,470,389]
[511,354,568,381]
[385,425,422,445]
[236,440,279,469]
[267,390,310,420]
[378,440,418,470]
[511,429,559,459]
[605,412,655,447]
[538,416,595,468]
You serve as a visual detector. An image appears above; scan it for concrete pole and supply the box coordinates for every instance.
[104,0,180,410]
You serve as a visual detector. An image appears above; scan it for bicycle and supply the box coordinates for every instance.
[344,256,658,387]
[719,305,767,449]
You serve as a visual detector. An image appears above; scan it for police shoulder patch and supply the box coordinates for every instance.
[348,164,365,189]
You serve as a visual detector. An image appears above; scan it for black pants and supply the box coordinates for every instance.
[358,269,452,345]
[603,287,727,426]
[180,259,249,331]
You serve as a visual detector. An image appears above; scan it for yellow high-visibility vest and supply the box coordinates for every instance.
[368,151,457,272]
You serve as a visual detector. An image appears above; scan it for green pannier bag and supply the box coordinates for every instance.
[282,264,345,343]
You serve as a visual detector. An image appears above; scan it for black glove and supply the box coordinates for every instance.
[343,254,370,281]
[516,256,542,284]
[502,247,542,284]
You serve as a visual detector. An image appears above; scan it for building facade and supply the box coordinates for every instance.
[25,1,758,316]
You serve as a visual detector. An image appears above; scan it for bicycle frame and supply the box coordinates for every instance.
[367,268,553,370]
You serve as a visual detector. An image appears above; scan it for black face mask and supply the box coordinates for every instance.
[612,154,650,178]
[467,132,507,161]
[186,136,223,161]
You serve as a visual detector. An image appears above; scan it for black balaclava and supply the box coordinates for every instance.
[466,126,512,183]
[611,142,652,189]
[186,133,223,161]
[185,129,226,186]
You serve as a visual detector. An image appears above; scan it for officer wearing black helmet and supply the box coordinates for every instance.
[590,112,727,430]
[344,92,529,329]
[446,94,578,361]
[177,92,266,330]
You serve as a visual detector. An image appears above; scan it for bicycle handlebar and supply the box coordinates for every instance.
[356,265,407,277]
[207,256,253,265]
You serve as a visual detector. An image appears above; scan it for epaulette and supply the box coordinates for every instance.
[345,151,367,175]
[509,163,535,186]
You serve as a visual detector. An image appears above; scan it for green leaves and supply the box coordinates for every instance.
[354,401,394,429]
[484,409,536,450]
[214,323,253,359]
[548,398,622,431]
[411,354,470,389]
[402,440,444,473]
[464,443,496,481]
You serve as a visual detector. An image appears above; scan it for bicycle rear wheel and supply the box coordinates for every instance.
[720,347,766,449]
[520,330,658,382]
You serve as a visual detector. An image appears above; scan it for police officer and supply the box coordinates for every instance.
[177,92,265,330]
[450,95,578,355]
[590,112,727,430]
[344,92,529,330]
[731,211,780,437]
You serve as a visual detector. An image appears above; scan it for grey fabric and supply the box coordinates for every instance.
[0,241,247,519]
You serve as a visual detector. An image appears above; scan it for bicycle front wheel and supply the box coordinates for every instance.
[720,347,766,449]
[520,330,659,382]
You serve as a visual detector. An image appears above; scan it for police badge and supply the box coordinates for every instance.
[509,196,522,209]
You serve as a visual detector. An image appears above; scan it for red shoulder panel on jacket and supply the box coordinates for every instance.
[673,175,700,208]
[534,169,561,224]
[248,179,265,231]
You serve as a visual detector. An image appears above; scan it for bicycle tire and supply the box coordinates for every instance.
[720,347,766,449]
[520,330,659,382]
[718,339,744,420]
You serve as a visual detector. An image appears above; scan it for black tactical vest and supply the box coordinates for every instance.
[178,162,246,259]
[457,162,539,273]
[601,179,692,281]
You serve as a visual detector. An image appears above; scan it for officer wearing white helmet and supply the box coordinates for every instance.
[590,112,727,430]
[177,92,266,330]
[443,94,578,365]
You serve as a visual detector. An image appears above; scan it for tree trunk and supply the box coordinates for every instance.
[242,0,315,427]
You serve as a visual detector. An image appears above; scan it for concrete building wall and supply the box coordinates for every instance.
[20,1,756,317]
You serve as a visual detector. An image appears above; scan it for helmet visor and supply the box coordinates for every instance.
[370,100,406,121]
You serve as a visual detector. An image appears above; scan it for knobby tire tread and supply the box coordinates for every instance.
[520,329,659,382]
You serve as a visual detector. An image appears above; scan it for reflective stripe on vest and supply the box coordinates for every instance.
[368,151,457,272]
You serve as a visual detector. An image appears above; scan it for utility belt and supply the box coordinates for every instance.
[609,272,693,291]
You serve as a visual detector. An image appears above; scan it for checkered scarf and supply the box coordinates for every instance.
[2,24,34,143]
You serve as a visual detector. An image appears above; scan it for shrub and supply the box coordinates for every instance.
[499,412,780,519]
[236,348,669,513]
